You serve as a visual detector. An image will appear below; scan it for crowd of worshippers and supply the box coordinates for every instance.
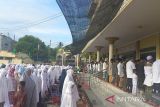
[87,56,160,101]
[0,64,80,107]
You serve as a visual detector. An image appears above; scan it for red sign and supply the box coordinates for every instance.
[105,95,115,104]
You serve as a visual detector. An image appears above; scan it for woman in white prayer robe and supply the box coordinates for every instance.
[48,66,56,86]
[37,69,42,106]
[6,67,17,106]
[61,69,79,107]
[60,81,78,107]
[0,69,10,107]
[54,66,61,82]
[41,67,48,98]
[23,67,37,107]
[31,69,40,104]
[37,69,42,94]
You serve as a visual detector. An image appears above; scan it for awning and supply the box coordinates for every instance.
[82,0,160,53]
[56,0,124,54]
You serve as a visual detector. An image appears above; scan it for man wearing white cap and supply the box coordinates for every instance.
[152,59,160,94]
[144,55,153,101]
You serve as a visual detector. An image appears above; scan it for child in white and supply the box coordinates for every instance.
[132,72,138,95]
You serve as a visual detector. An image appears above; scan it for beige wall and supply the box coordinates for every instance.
[0,51,15,57]
[140,35,157,49]
[0,58,22,64]
[0,51,22,64]
[0,60,9,64]
[140,34,160,59]
[117,33,160,60]
[12,58,22,64]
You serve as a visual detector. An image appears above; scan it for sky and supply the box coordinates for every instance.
[0,0,72,47]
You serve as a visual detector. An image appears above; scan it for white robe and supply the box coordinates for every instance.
[6,75,15,92]
[132,73,138,95]
[31,72,40,103]
[0,69,10,107]
[48,66,56,86]
[60,81,78,107]
[24,75,37,107]
[152,60,160,83]
[41,69,48,98]
[61,69,79,106]
[97,63,101,72]
[54,66,61,82]
[144,66,153,86]
[92,64,96,72]
[89,64,92,71]
[37,70,42,94]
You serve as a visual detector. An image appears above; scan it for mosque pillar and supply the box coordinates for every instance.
[61,54,64,66]
[106,37,119,63]
[88,52,92,63]
[74,55,77,66]
[95,46,103,62]
[76,54,80,68]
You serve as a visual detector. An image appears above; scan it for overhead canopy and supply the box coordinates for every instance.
[82,0,160,53]
[56,0,124,54]
[86,0,124,41]
[56,0,91,43]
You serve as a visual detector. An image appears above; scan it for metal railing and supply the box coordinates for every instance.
[76,70,104,90]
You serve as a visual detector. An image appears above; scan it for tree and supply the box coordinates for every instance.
[15,35,48,62]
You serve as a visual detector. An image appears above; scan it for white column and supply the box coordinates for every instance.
[76,54,80,68]
[109,43,114,62]
[95,46,103,62]
[74,55,77,66]
[106,37,119,63]
[88,52,91,63]
[97,50,100,62]
[61,54,64,66]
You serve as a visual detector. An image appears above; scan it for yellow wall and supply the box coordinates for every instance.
[139,33,160,59]
[0,51,15,58]
[118,33,160,60]
[0,51,22,64]
[0,58,22,64]
[156,35,160,59]
[0,60,9,64]
[140,35,157,49]
[12,58,22,64]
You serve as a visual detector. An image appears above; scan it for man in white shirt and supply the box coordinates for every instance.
[132,71,138,95]
[152,60,160,94]
[103,60,109,81]
[126,58,136,93]
[117,59,124,89]
[144,55,153,101]
[86,63,90,73]
[97,61,101,72]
